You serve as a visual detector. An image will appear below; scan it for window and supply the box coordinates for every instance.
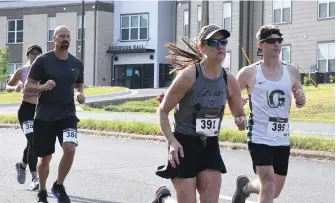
[7,19,23,44]
[317,42,335,72]
[8,63,22,76]
[121,14,148,41]
[222,52,231,72]
[77,15,85,41]
[197,6,202,31]
[280,46,291,63]
[48,17,56,42]
[183,10,189,37]
[223,2,232,31]
[273,0,291,23]
[318,0,335,19]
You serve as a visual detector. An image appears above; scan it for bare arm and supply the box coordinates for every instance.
[157,67,194,144]
[6,69,22,93]
[227,72,246,118]
[289,64,306,108]
[24,77,42,92]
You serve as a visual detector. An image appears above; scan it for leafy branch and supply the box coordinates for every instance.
[0,46,10,83]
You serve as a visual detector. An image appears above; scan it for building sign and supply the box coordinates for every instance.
[109,44,144,50]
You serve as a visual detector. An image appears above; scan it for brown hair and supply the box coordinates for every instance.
[256,25,282,41]
[165,38,203,74]
[165,24,230,74]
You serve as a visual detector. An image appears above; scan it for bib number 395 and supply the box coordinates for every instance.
[22,120,33,134]
[63,128,78,145]
[267,117,289,137]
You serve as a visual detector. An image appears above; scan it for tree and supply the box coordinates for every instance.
[0,46,10,83]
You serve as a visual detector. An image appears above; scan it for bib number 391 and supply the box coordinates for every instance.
[63,128,78,145]
[22,120,33,134]
[196,118,220,137]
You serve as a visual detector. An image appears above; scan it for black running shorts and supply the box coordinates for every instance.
[33,116,80,157]
[248,141,291,176]
[155,132,227,179]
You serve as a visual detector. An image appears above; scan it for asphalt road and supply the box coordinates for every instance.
[0,128,334,203]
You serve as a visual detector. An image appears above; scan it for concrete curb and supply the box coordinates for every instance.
[0,124,334,161]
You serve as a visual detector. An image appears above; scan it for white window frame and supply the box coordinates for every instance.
[280,45,291,63]
[223,2,232,31]
[272,0,291,24]
[7,19,23,44]
[222,52,231,72]
[318,0,335,19]
[197,5,202,31]
[317,42,335,73]
[120,13,149,41]
[48,17,56,42]
[183,10,189,37]
[77,15,85,41]
[8,63,22,77]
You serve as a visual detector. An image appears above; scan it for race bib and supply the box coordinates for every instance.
[267,117,289,137]
[196,117,220,137]
[22,120,34,134]
[63,128,78,145]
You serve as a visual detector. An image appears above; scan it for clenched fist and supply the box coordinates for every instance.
[39,80,56,92]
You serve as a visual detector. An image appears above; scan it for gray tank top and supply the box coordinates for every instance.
[173,63,229,138]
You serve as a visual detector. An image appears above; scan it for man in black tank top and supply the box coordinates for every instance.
[232,25,306,203]
[152,24,247,203]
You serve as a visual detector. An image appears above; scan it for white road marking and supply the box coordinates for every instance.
[219,195,258,203]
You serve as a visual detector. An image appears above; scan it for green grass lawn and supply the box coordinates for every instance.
[84,83,335,124]
[0,86,127,104]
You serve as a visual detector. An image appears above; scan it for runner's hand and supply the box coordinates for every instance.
[293,87,306,106]
[15,84,23,92]
[39,80,55,92]
[235,116,247,131]
[157,92,165,103]
[168,138,184,168]
[76,92,85,104]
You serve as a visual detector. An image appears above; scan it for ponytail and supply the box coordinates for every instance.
[165,38,203,74]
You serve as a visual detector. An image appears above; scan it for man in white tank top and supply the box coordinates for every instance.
[232,25,306,203]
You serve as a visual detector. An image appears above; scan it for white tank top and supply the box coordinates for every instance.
[247,62,292,146]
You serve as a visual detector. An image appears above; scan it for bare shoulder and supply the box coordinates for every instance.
[286,63,300,74]
[176,64,196,82]
[238,62,258,77]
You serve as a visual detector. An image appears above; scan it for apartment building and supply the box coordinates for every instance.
[0,0,114,86]
[110,1,176,89]
[176,0,335,80]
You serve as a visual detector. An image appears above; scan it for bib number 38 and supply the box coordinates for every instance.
[63,128,78,145]
[22,120,34,134]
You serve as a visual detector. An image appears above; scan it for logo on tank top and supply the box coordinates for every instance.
[266,90,285,108]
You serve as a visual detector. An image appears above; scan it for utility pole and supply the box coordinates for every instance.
[201,0,209,27]
[81,0,85,62]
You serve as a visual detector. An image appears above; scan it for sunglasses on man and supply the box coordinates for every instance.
[203,38,228,47]
[260,37,283,44]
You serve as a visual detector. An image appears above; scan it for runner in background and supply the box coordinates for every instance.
[6,44,42,191]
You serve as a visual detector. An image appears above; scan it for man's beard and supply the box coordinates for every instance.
[61,41,69,50]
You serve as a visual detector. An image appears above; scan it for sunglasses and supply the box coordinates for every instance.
[203,39,228,47]
[260,38,283,44]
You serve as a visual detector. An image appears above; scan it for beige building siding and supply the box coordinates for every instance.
[84,11,94,85]
[22,14,48,64]
[263,1,335,73]
[95,11,113,86]
[56,12,77,56]
[0,16,6,49]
